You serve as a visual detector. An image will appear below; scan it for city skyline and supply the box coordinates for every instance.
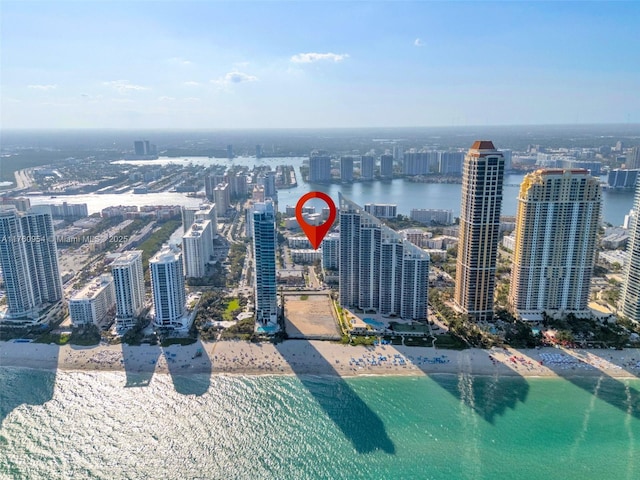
[2,2,639,129]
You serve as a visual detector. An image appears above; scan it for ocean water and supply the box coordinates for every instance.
[1,369,639,480]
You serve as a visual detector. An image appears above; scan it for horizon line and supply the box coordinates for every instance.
[2,122,640,133]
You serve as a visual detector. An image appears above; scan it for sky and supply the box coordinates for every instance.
[1,1,639,129]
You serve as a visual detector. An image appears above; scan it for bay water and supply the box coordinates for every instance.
[26,156,635,225]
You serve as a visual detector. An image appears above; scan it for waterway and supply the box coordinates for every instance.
[25,156,636,226]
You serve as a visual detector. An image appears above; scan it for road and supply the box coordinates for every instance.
[13,168,34,190]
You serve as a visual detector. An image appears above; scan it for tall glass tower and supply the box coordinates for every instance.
[252,200,278,326]
[454,141,505,322]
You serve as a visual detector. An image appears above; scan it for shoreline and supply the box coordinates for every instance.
[2,340,640,380]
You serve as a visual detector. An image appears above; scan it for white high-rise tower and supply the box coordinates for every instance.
[150,245,186,328]
[0,206,63,322]
[111,250,145,332]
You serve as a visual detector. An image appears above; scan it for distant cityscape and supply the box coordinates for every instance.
[1,130,640,351]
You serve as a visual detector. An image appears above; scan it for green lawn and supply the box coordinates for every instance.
[34,332,71,345]
[223,299,241,321]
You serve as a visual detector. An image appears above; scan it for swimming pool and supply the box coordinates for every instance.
[363,318,385,329]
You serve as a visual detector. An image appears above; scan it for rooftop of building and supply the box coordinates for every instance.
[470,140,496,150]
[184,219,211,237]
[150,245,181,264]
[112,250,142,266]
[71,275,113,301]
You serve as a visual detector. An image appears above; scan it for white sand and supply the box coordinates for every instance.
[1,340,640,379]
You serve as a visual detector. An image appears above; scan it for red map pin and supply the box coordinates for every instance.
[295,191,337,249]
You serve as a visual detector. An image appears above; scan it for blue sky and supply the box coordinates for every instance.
[2,1,638,129]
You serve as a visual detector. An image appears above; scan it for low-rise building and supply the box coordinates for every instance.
[290,249,322,264]
[410,208,454,225]
[69,275,116,327]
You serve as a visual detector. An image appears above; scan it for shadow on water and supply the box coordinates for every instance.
[275,338,395,454]
[400,348,530,424]
[163,339,211,396]
[427,370,530,424]
[556,350,640,418]
[0,343,58,425]
[121,342,161,388]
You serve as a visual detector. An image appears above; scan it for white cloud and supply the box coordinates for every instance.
[103,80,148,93]
[211,71,259,85]
[168,57,192,66]
[183,81,201,87]
[158,96,176,101]
[28,84,57,90]
[290,52,349,63]
[414,38,426,47]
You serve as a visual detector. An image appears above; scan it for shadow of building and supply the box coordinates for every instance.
[162,340,212,396]
[121,342,161,388]
[0,343,59,425]
[275,339,395,454]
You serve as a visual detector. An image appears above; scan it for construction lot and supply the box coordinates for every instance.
[283,293,341,340]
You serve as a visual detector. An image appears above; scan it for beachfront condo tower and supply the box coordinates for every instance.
[0,206,63,322]
[182,218,214,279]
[509,169,601,320]
[621,181,640,322]
[454,141,505,322]
[112,250,145,332]
[339,194,429,320]
[150,244,187,329]
[252,200,278,327]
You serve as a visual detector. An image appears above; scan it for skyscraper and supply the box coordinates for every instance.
[112,250,145,332]
[380,154,393,179]
[340,156,354,182]
[321,233,340,271]
[621,181,640,322]
[628,146,640,170]
[339,194,429,320]
[21,206,64,305]
[214,183,230,217]
[0,206,63,322]
[360,155,374,180]
[454,141,505,322]
[0,207,37,319]
[252,200,278,326]
[509,169,601,320]
[150,245,186,328]
[258,170,277,197]
[309,153,332,182]
[182,218,213,278]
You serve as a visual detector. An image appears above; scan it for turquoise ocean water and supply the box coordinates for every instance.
[1,368,639,479]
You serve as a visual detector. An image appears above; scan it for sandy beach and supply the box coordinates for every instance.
[2,339,640,380]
